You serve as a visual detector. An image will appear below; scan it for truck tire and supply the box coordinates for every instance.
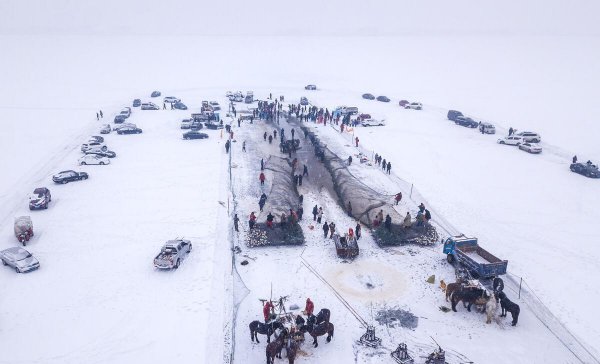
[16,267,21,273]
[175,259,180,269]
[447,254,455,264]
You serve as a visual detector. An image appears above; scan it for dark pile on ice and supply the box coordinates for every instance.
[375,308,418,329]
[373,224,438,246]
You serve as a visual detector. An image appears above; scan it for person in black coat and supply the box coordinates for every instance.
[355,223,361,240]
[322,221,329,238]
[258,193,267,212]
[572,155,577,164]
[384,214,392,230]
[312,205,318,220]
[233,214,239,232]
[297,206,304,220]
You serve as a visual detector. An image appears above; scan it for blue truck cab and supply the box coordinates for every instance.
[443,235,508,278]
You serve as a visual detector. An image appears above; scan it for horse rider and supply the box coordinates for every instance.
[263,300,275,323]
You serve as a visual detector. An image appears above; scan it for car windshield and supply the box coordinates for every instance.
[18,253,33,261]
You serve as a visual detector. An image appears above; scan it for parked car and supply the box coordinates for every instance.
[361,119,386,127]
[173,102,188,110]
[29,187,51,210]
[447,110,463,121]
[100,124,111,134]
[88,135,104,143]
[79,154,110,165]
[343,106,359,115]
[376,96,390,102]
[153,239,192,269]
[305,84,317,90]
[399,100,409,107]
[480,122,496,134]
[519,143,542,154]
[181,119,192,129]
[52,170,88,184]
[81,142,107,152]
[226,91,233,97]
[190,121,203,130]
[205,121,223,130]
[133,99,141,107]
[300,97,309,106]
[183,131,209,140]
[570,163,600,178]
[455,116,478,128]
[209,101,221,110]
[164,96,180,104]
[114,114,127,123]
[141,102,160,110]
[1,247,40,273]
[151,91,161,97]
[362,93,375,100]
[114,122,137,132]
[516,131,541,143]
[356,113,372,121]
[85,148,116,158]
[120,107,131,118]
[497,136,524,146]
[117,126,142,135]
[14,216,33,245]
[404,102,422,110]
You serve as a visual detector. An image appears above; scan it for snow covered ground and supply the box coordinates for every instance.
[1,34,599,363]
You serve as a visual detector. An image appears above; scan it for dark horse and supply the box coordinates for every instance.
[284,335,299,364]
[451,287,488,312]
[497,292,520,326]
[266,328,288,364]
[298,320,334,347]
[307,308,331,326]
[249,320,284,343]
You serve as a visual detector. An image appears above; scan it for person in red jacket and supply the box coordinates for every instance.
[263,300,274,322]
[259,172,266,186]
[304,298,314,316]
[394,192,402,206]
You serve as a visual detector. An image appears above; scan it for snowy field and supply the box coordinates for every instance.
[1,34,599,363]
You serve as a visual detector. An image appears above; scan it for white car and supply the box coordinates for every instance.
[120,107,131,118]
[164,96,181,104]
[361,119,385,127]
[81,142,107,152]
[516,131,541,143]
[519,142,542,154]
[181,119,192,129]
[79,154,110,165]
[114,122,137,132]
[1,247,40,273]
[497,136,523,146]
[404,102,423,110]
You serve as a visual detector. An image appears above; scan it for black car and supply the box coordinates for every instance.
[29,187,51,210]
[455,116,478,128]
[570,163,600,178]
[85,149,117,158]
[52,170,88,184]
[376,96,390,102]
[114,115,127,123]
[133,99,141,107]
[191,121,203,130]
[151,91,161,97]
[183,131,209,140]
[117,127,142,135]
[173,102,188,110]
[362,93,375,100]
[447,110,464,121]
[205,121,223,130]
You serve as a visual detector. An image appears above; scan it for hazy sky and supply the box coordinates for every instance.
[1,0,599,36]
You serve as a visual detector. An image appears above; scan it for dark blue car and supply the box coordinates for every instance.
[151,91,161,97]
[570,163,600,178]
[447,110,463,121]
[114,115,127,123]
[173,102,188,110]
[455,116,478,128]
[183,131,208,140]
[133,99,141,107]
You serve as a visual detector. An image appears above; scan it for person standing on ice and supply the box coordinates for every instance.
[163,103,166,110]
[355,222,362,240]
[259,172,266,186]
[509,127,514,136]
[402,212,412,228]
[382,159,386,171]
[258,193,267,212]
[263,300,275,323]
[384,214,392,230]
[312,205,318,221]
[348,155,353,165]
[303,164,308,177]
[225,140,230,153]
[233,214,239,232]
[99,110,103,118]
[273,129,277,139]
[298,174,303,186]
[386,161,391,174]
[291,128,295,140]
[249,212,257,230]
[418,203,426,213]
[263,131,267,141]
[268,135,273,144]
[304,298,314,316]
[572,155,577,164]
[266,212,274,229]
[395,192,402,205]
[261,158,264,171]
[329,222,336,238]
[96,112,99,120]
[322,221,329,238]
[304,128,308,139]
[347,201,352,216]
[355,137,359,147]
[242,140,246,152]
[317,207,323,223]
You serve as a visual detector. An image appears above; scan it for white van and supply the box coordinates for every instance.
[480,122,496,134]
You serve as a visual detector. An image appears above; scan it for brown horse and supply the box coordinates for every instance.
[451,288,488,312]
[445,282,462,302]
[285,335,299,364]
[266,328,288,364]
[299,321,334,347]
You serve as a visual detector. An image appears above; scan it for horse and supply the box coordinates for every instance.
[307,308,330,326]
[485,292,497,324]
[249,320,284,343]
[284,335,299,364]
[299,321,334,347]
[266,328,288,364]
[497,292,520,326]
[451,287,488,312]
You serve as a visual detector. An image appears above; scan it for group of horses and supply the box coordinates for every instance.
[250,308,335,364]
[443,277,520,326]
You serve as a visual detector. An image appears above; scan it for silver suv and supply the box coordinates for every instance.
[516,131,541,143]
